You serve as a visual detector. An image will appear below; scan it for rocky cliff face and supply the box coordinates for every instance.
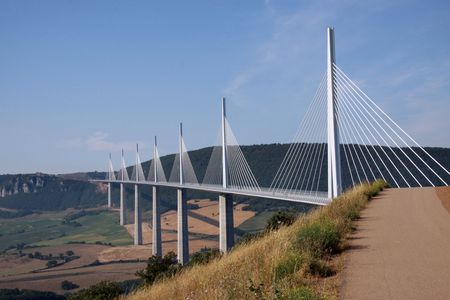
[0,173,106,211]
[0,173,50,197]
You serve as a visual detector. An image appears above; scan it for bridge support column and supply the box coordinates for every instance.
[327,27,342,198]
[152,186,162,256]
[219,193,234,252]
[120,183,126,225]
[177,188,189,264]
[134,184,142,245]
[107,183,112,208]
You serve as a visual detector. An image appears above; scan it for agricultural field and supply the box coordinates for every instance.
[0,209,132,252]
[0,208,139,294]
[0,199,263,295]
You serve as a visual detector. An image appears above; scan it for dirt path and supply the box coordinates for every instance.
[340,187,450,300]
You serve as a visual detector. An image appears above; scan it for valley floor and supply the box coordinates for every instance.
[340,186,450,299]
[0,199,259,295]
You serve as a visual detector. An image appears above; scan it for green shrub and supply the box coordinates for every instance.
[284,286,320,300]
[365,179,389,198]
[274,253,304,281]
[296,219,342,257]
[344,205,360,221]
[307,257,334,277]
[189,248,222,266]
[265,211,296,231]
[136,251,182,285]
[69,281,122,300]
[117,279,143,295]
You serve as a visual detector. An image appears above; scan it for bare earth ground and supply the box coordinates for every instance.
[0,244,109,276]
[435,186,450,213]
[0,244,145,294]
[340,187,450,300]
[0,262,145,293]
[0,199,255,294]
[109,199,255,258]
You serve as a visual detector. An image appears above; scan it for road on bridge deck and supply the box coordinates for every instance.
[340,186,450,300]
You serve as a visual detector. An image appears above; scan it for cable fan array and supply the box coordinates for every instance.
[131,149,146,182]
[105,65,450,200]
[106,154,116,181]
[147,146,167,182]
[202,119,260,191]
[115,151,129,181]
[269,74,328,196]
[169,138,199,185]
[333,64,450,188]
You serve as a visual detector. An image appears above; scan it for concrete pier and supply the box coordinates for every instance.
[134,184,142,245]
[107,183,112,208]
[120,183,126,226]
[177,189,189,264]
[152,186,162,256]
[219,193,234,252]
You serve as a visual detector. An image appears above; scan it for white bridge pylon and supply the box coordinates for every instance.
[203,98,261,193]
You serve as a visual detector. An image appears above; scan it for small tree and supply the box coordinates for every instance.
[16,243,26,250]
[265,211,296,231]
[136,251,181,285]
[46,260,58,268]
[66,250,74,256]
[61,280,79,290]
[34,251,42,259]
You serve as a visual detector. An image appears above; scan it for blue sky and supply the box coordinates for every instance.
[0,0,449,174]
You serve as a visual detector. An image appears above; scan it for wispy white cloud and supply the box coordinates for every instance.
[221,1,333,99]
[63,131,145,153]
[222,68,260,97]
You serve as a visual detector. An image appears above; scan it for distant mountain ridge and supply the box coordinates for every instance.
[0,173,105,211]
[0,144,449,212]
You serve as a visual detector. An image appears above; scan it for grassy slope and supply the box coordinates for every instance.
[0,211,132,251]
[127,181,388,300]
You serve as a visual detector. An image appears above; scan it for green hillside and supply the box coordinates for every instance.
[0,144,449,213]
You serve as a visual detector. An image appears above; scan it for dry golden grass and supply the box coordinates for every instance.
[126,181,387,300]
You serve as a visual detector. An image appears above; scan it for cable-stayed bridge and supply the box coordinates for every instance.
[93,28,450,264]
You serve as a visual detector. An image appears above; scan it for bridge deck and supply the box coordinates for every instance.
[92,180,330,206]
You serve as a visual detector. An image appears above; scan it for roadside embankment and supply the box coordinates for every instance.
[126,180,388,300]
